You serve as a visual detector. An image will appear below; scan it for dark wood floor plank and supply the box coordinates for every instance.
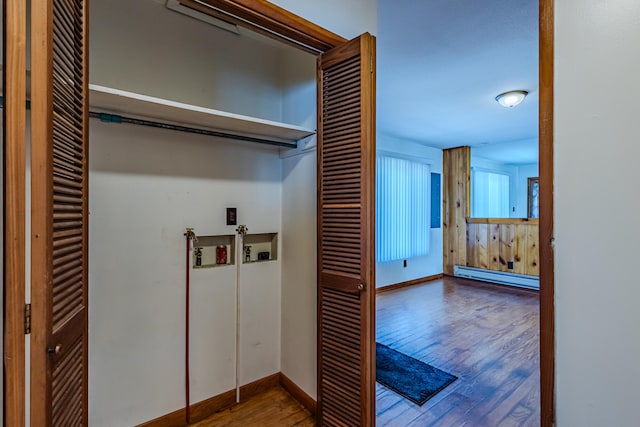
[191,386,314,427]
[195,277,539,426]
[376,277,540,426]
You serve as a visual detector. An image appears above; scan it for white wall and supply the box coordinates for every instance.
[470,156,538,218]
[471,137,539,166]
[555,1,640,425]
[88,121,283,426]
[279,48,318,399]
[376,134,443,287]
[90,0,286,121]
[280,150,317,399]
[470,155,518,217]
[515,163,538,218]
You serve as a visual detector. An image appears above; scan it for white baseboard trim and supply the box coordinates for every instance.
[454,265,539,290]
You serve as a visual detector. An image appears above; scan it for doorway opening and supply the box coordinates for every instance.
[373,0,550,425]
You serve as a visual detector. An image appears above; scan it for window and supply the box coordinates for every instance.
[528,177,539,218]
[472,169,510,217]
[376,154,430,263]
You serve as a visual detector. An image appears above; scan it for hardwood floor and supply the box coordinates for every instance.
[376,277,540,426]
[193,277,539,426]
[190,386,314,427]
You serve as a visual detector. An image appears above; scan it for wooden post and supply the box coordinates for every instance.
[442,146,470,276]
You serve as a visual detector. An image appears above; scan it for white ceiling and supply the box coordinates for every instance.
[377,0,539,165]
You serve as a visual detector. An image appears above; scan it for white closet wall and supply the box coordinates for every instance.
[88,120,283,426]
[90,0,285,121]
[88,1,292,425]
[279,46,318,400]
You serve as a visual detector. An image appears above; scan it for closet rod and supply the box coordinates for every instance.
[0,97,298,149]
[90,111,299,148]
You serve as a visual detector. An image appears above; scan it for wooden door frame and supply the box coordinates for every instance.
[3,0,28,426]
[177,0,348,52]
[166,1,556,425]
[539,1,555,424]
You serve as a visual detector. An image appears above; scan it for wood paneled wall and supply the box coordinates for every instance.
[443,146,471,275]
[466,218,540,277]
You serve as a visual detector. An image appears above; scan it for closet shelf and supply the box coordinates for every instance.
[88,84,316,144]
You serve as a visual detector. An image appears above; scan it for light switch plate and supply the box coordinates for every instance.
[226,208,237,225]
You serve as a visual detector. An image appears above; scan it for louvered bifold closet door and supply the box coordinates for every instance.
[31,0,89,425]
[317,33,376,427]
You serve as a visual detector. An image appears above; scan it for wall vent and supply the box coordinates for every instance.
[165,0,240,34]
[454,265,540,290]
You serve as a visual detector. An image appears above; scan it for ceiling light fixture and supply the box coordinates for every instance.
[495,90,528,108]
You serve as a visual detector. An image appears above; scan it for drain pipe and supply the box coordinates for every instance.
[184,228,197,423]
[235,225,248,404]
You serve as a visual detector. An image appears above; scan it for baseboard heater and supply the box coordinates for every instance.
[453,266,539,290]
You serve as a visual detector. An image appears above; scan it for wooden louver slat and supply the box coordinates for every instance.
[320,288,362,427]
[52,338,83,425]
[50,0,86,423]
[317,34,376,426]
[31,0,89,425]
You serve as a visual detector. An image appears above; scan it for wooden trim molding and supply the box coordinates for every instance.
[539,0,555,425]
[178,0,347,53]
[3,1,28,425]
[279,373,317,416]
[466,217,540,225]
[137,373,281,427]
[376,274,444,293]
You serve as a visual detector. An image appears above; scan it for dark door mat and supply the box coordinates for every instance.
[376,342,457,406]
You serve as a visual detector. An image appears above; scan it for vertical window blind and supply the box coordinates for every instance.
[472,170,510,217]
[376,155,431,263]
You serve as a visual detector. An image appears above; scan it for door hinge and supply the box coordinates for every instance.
[370,54,373,74]
[24,303,31,335]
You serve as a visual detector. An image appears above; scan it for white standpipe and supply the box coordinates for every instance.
[234,225,248,404]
